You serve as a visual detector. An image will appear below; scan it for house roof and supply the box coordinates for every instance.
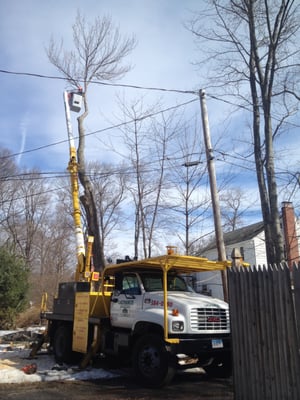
[202,221,264,252]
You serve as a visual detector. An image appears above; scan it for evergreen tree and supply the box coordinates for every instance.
[0,247,29,329]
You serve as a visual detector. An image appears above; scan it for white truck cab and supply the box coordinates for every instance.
[101,254,232,386]
[110,270,229,336]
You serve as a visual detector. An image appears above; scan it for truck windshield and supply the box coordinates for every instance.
[139,272,191,292]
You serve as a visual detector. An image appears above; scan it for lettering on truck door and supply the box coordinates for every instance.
[110,273,143,328]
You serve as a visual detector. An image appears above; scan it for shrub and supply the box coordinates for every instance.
[15,306,41,328]
[0,247,29,329]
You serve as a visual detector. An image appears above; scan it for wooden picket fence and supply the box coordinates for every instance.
[227,262,300,400]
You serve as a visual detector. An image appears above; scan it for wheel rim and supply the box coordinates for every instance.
[138,344,161,377]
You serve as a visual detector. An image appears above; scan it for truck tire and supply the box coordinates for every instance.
[204,355,232,378]
[53,324,74,364]
[132,334,175,387]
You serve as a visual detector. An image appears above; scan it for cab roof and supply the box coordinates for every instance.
[103,254,232,275]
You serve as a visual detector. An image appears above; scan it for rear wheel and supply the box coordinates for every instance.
[53,324,79,364]
[132,334,175,387]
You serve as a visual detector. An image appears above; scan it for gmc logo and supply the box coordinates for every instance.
[207,316,220,323]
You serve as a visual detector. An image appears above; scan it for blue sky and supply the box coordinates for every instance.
[0,0,203,168]
[0,0,299,237]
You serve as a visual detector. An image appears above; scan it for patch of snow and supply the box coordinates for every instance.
[0,329,120,384]
[0,330,19,338]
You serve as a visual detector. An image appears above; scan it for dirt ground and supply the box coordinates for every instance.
[0,331,234,399]
[0,369,234,400]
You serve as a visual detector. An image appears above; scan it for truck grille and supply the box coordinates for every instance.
[190,308,229,331]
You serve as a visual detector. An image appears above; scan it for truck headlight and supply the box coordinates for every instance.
[172,320,184,332]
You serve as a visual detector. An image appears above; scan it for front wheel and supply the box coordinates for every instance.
[132,334,175,387]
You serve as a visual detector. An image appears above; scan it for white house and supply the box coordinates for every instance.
[197,202,300,300]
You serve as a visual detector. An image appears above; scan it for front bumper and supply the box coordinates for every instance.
[167,334,231,366]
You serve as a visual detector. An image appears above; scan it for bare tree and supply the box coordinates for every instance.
[2,170,48,267]
[29,201,75,307]
[189,0,300,264]
[220,188,251,231]
[144,111,182,257]
[87,161,127,260]
[0,151,75,306]
[0,149,18,236]
[167,126,210,255]
[117,96,182,258]
[46,10,136,270]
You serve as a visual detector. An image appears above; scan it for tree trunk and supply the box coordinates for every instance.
[77,93,105,271]
[248,2,285,265]
[264,107,285,264]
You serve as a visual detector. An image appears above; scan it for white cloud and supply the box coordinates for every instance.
[17,112,30,165]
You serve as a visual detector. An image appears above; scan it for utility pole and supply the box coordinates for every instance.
[199,89,228,301]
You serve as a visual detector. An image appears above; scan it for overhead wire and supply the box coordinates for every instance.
[1,68,300,127]
[0,183,71,204]
[1,140,297,190]
[0,68,298,200]
[0,97,198,161]
[0,150,205,182]
[0,68,197,95]
[1,68,299,163]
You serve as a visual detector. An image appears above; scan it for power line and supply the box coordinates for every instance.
[0,171,69,181]
[0,153,203,182]
[1,155,298,205]
[2,145,298,185]
[2,68,299,129]
[0,183,70,204]
[207,93,300,129]
[0,98,198,161]
[0,68,197,95]
[1,68,299,184]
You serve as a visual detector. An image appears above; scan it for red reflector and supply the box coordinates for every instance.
[92,272,100,281]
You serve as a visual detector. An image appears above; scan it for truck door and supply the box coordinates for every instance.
[110,272,144,328]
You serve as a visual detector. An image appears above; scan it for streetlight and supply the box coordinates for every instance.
[183,161,201,168]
